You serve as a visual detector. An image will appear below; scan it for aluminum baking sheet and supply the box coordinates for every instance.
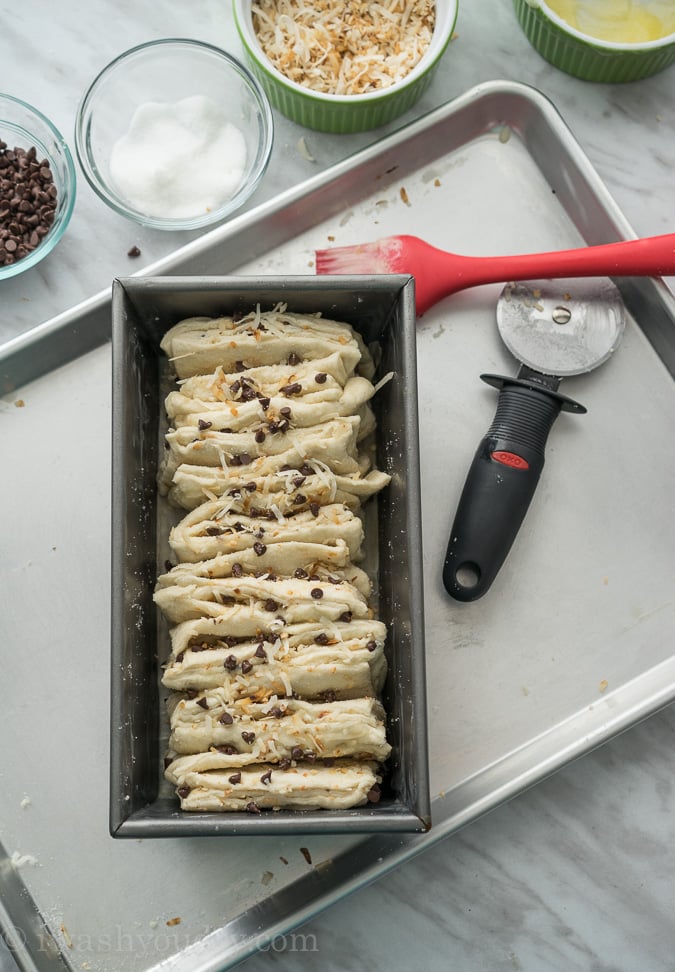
[1,81,674,972]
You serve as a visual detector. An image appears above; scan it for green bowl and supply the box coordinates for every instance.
[514,0,675,82]
[233,0,459,134]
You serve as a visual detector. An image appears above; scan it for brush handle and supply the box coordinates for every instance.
[419,233,675,313]
[442,376,585,602]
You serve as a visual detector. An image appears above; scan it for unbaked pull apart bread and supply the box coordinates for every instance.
[155,305,392,814]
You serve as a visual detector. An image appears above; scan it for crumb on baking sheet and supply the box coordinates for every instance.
[60,924,73,949]
[400,186,410,206]
[297,136,316,162]
[14,399,25,407]
[300,846,313,865]
[166,917,182,927]
[599,679,609,693]
[261,870,274,885]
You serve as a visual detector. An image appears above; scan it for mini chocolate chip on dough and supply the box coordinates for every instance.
[0,142,57,268]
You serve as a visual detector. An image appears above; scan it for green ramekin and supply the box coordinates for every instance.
[233,0,459,134]
[513,0,675,82]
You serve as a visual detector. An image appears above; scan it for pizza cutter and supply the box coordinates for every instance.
[443,277,626,602]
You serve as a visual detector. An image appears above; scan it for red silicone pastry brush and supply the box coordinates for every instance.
[314,233,675,316]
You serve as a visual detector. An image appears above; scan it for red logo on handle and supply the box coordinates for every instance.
[492,450,529,470]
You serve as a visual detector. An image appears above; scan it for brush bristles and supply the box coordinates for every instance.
[315,237,404,276]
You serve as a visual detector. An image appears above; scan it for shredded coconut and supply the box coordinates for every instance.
[252,0,436,96]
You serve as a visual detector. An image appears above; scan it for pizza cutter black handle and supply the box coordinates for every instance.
[443,375,586,602]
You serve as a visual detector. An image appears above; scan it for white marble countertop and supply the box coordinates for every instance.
[1,1,674,970]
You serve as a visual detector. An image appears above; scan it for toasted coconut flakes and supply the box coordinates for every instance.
[297,136,316,162]
[372,370,394,394]
[269,503,286,522]
[252,0,436,96]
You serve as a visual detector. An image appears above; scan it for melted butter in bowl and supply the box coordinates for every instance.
[547,0,675,43]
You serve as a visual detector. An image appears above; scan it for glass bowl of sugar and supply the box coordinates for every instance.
[75,39,274,231]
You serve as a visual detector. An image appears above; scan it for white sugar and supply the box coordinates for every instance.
[109,94,247,220]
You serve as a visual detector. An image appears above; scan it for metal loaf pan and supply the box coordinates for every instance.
[110,274,430,836]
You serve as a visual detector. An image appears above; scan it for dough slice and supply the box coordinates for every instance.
[168,501,364,564]
[153,571,371,626]
[169,759,382,812]
[167,464,390,511]
[166,694,391,759]
[159,415,363,489]
[168,616,388,657]
[166,374,375,430]
[160,309,374,379]
[161,629,387,698]
[167,394,375,439]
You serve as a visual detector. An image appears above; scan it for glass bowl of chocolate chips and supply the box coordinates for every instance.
[0,93,76,280]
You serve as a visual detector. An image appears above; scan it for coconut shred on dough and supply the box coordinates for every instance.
[109,95,247,219]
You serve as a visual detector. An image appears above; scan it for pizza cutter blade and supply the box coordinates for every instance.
[443,278,626,602]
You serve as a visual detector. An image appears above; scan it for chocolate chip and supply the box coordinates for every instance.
[219,710,234,725]
[238,452,251,466]
[215,744,238,755]
[245,801,261,814]
[309,502,320,517]
[315,633,329,644]
[259,397,270,411]
[269,706,284,718]
[127,245,141,258]
[291,746,304,760]
[241,659,253,674]
[196,697,209,709]
[264,599,278,612]
[315,372,327,383]
[293,475,306,487]
[177,786,191,799]
[367,783,381,803]
[304,750,316,762]
[254,429,265,443]
[293,493,306,504]
[228,772,242,784]
[278,758,292,770]
[253,541,267,556]
[185,688,199,699]
[224,655,238,671]
[244,481,257,492]
[241,730,256,744]
[366,640,377,652]
[231,563,243,578]
[310,588,323,599]
[260,770,272,784]
[322,757,335,767]
[339,611,352,623]
[287,352,301,365]
[279,406,292,418]
[0,145,57,268]
[175,651,185,663]
[198,419,212,431]
[255,643,267,659]
[205,525,222,536]
[280,382,302,396]
[294,567,308,579]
